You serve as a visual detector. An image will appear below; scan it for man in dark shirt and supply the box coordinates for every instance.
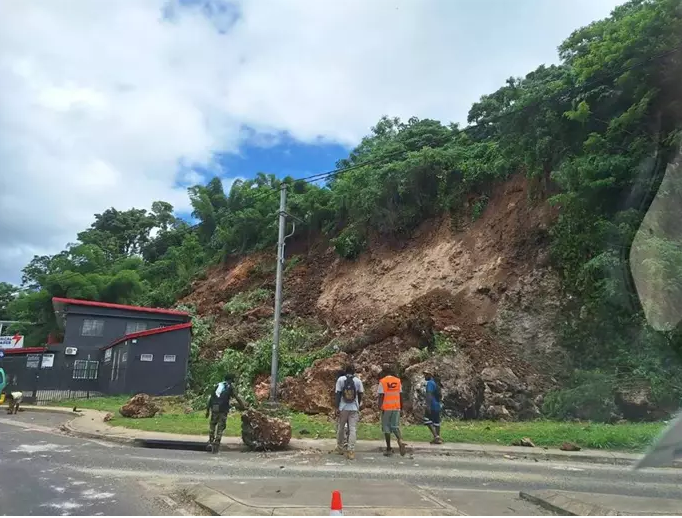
[423,371,443,444]
[206,373,246,453]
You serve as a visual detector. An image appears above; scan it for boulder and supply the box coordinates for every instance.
[481,404,512,421]
[398,347,423,369]
[480,366,523,393]
[103,412,114,422]
[254,376,271,402]
[119,394,160,418]
[405,353,484,420]
[279,352,349,414]
[615,384,660,421]
[560,441,581,452]
[511,437,535,447]
[241,409,292,451]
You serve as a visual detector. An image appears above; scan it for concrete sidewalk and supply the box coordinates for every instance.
[30,405,647,466]
[188,478,459,516]
[521,490,682,516]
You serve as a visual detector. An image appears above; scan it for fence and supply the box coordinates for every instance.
[3,360,103,405]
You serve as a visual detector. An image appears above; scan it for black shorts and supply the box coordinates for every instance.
[423,408,441,426]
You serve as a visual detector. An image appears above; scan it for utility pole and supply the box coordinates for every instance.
[270,183,287,402]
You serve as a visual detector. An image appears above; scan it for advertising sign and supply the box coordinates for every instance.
[0,334,24,349]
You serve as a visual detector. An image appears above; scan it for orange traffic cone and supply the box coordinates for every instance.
[330,490,343,516]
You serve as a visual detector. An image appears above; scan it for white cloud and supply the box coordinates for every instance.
[0,0,623,283]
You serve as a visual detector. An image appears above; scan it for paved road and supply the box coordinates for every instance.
[2,412,682,515]
[0,413,190,516]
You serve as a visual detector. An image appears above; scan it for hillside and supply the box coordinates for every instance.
[5,0,682,423]
[181,173,562,421]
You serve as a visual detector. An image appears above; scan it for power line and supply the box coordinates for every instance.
[84,41,682,252]
[296,43,682,186]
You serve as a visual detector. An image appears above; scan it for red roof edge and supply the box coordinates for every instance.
[52,297,189,317]
[1,347,48,355]
[100,322,192,351]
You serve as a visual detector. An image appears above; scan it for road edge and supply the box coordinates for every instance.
[44,406,652,467]
[187,483,459,516]
[20,405,80,415]
[519,490,620,516]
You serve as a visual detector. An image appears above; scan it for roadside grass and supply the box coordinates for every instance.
[55,396,665,452]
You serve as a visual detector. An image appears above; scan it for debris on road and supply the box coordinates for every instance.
[119,394,160,418]
[560,442,581,452]
[241,409,292,451]
[511,437,535,447]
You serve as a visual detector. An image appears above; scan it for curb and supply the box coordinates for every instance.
[520,491,620,516]
[61,417,136,446]
[190,485,272,516]
[53,408,650,468]
[20,405,81,415]
[188,484,458,516]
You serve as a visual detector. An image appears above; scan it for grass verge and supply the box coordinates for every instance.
[56,396,664,452]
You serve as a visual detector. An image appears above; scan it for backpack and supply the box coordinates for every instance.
[212,381,232,411]
[341,375,357,404]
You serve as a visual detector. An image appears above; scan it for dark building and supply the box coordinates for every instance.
[99,322,192,396]
[0,298,192,403]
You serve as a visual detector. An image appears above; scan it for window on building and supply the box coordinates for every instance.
[163,355,176,362]
[87,361,99,380]
[111,351,117,381]
[140,354,153,362]
[81,319,104,337]
[125,321,147,335]
[104,348,112,362]
[121,351,128,363]
[73,360,87,379]
[74,360,99,380]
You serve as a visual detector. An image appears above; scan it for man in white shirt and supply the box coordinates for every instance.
[335,364,364,460]
[6,391,23,414]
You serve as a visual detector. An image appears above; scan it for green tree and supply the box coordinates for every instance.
[0,282,17,321]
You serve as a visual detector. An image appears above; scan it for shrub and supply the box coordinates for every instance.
[223,288,272,315]
[471,195,489,221]
[542,370,618,422]
[331,225,366,259]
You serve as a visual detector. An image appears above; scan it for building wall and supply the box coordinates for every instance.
[0,350,99,402]
[62,305,187,351]
[52,304,188,392]
[99,342,130,394]
[100,327,190,396]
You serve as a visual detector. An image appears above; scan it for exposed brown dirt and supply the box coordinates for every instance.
[181,252,274,315]
[318,174,554,327]
[184,174,558,418]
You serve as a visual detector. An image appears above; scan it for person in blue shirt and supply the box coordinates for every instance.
[423,371,443,444]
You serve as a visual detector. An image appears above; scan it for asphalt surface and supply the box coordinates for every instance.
[2,411,682,515]
[0,413,184,516]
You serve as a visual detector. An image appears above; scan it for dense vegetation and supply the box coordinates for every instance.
[6,0,682,413]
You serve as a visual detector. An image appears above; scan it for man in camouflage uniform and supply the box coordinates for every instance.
[206,373,246,453]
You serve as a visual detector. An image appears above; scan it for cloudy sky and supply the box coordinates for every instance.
[0,0,623,284]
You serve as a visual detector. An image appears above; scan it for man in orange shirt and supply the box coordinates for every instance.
[377,365,406,456]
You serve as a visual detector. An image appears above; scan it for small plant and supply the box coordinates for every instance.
[471,195,489,221]
[285,255,303,273]
[434,332,455,355]
[331,225,366,260]
[223,288,272,315]
[250,260,276,277]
